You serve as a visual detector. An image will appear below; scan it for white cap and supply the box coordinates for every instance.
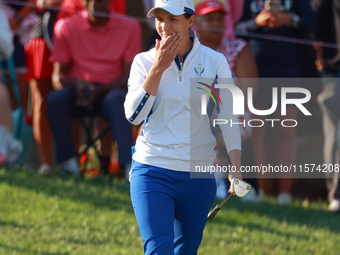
[147,0,195,18]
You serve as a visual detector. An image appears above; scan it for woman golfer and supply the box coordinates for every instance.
[124,0,242,254]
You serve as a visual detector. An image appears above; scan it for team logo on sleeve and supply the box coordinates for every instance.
[194,64,204,76]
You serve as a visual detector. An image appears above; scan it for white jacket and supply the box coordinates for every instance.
[124,33,241,172]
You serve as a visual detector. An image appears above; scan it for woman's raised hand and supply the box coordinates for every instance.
[154,33,182,72]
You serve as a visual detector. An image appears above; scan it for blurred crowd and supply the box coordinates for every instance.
[0,0,339,212]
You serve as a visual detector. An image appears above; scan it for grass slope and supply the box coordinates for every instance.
[0,168,339,255]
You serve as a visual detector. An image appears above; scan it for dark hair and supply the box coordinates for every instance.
[184,13,193,19]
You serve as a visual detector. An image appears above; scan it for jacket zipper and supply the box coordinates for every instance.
[179,62,183,81]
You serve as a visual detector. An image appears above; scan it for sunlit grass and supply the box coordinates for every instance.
[0,168,339,255]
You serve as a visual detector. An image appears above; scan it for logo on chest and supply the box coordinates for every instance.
[194,64,204,77]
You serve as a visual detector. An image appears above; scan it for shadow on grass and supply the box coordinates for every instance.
[209,197,340,233]
[2,168,340,235]
[0,243,69,255]
[0,169,133,214]
[209,219,312,241]
[0,220,32,229]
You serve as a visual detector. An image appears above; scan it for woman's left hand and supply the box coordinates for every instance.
[153,33,182,72]
[228,172,243,195]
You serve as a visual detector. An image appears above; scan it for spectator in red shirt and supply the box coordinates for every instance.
[57,0,126,21]
[47,0,141,178]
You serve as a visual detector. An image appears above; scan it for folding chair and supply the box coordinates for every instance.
[77,112,112,177]
[77,112,140,180]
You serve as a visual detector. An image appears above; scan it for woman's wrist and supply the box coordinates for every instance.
[151,62,167,74]
[142,65,164,96]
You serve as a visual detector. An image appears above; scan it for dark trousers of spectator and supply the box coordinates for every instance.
[47,87,132,166]
[317,71,340,202]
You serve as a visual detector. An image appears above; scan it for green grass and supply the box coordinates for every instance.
[0,168,339,255]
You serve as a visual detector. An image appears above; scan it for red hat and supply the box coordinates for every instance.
[194,0,228,15]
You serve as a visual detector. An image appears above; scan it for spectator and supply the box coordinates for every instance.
[25,0,63,174]
[236,0,316,205]
[191,0,245,39]
[47,0,141,179]
[57,0,126,21]
[313,0,340,212]
[0,8,14,60]
[0,11,22,166]
[0,82,23,167]
[225,0,244,39]
[1,0,36,108]
[193,0,258,200]
[56,0,127,176]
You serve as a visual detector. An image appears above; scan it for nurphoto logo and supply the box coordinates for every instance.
[197,82,312,128]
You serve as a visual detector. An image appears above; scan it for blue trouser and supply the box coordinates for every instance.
[47,87,132,164]
[130,161,216,255]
